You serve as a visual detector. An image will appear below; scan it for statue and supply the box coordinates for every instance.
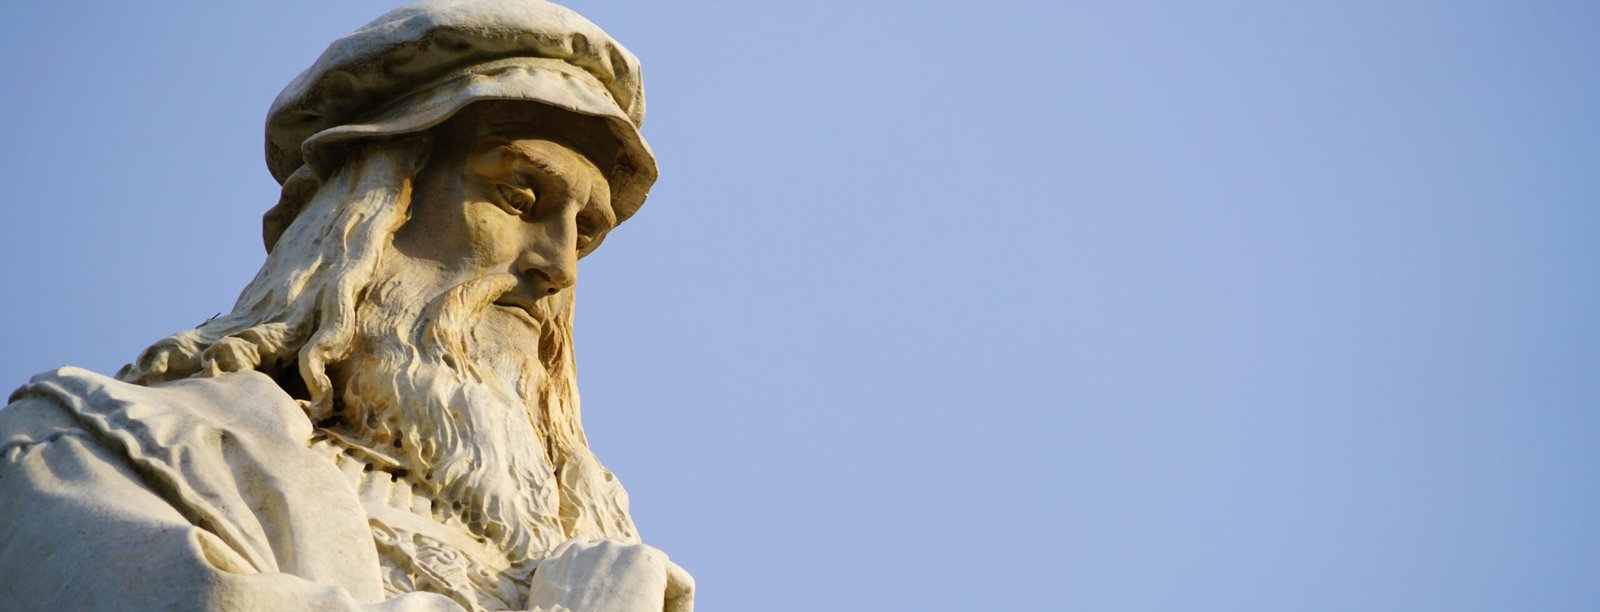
[0,2,693,610]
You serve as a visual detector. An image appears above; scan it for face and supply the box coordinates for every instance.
[390,104,618,338]
[329,106,624,555]
[334,102,621,446]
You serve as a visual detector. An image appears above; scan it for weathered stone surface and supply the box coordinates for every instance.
[0,2,690,610]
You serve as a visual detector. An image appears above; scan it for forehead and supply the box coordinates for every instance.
[441,101,621,175]
[471,137,607,185]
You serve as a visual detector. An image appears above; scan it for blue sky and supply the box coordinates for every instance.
[2,1,1597,610]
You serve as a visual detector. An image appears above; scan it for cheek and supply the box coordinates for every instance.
[461,202,522,269]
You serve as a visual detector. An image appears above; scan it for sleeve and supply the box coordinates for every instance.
[0,397,465,612]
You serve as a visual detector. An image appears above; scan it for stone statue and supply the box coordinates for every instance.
[0,2,693,610]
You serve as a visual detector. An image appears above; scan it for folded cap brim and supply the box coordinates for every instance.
[261,57,656,252]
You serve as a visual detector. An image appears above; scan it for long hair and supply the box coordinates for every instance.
[116,134,638,551]
[117,137,431,419]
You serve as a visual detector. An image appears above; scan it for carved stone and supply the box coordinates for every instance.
[0,2,690,610]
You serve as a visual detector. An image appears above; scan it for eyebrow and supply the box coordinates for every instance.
[500,144,619,227]
[486,120,618,172]
[500,143,564,179]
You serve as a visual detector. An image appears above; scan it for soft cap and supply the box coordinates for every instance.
[263,0,655,251]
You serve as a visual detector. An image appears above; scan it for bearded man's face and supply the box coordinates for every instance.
[389,101,618,344]
[323,101,624,559]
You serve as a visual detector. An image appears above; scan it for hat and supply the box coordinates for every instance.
[262,0,655,251]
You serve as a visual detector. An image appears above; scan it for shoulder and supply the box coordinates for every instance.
[1,367,120,454]
[2,366,314,457]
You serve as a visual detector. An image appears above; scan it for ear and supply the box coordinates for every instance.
[394,132,437,176]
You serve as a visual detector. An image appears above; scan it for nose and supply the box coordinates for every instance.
[518,242,577,295]
[528,263,574,294]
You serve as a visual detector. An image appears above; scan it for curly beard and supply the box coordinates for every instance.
[331,272,637,561]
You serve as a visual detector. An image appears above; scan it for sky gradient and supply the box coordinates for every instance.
[2,1,1597,610]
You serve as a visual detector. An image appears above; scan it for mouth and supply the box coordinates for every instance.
[492,302,542,329]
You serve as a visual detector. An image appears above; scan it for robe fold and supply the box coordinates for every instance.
[0,367,464,611]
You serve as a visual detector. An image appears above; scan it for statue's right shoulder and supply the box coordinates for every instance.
[0,367,396,610]
[7,365,151,410]
[1,365,311,456]
[0,366,122,451]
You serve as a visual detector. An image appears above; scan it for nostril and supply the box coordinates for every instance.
[521,263,574,292]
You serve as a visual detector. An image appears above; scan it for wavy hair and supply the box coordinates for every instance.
[117,136,432,419]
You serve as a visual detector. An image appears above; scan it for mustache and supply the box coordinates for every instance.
[411,273,523,372]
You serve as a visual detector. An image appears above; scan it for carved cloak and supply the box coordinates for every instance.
[0,367,462,611]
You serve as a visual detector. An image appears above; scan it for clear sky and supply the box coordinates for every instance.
[1,1,1597,610]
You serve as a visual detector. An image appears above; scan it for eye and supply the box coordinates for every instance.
[575,214,601,251]
[495,184,538,216]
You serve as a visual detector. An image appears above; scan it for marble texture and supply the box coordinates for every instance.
[0,2,691,610]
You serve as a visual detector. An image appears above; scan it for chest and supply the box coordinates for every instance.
[321,439,536,611]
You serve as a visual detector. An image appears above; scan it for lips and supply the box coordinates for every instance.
[492,302,541,329]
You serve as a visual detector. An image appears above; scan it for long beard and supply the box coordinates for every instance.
[335,273,602,560]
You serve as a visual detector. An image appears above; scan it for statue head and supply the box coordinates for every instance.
[117,0,655,556]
